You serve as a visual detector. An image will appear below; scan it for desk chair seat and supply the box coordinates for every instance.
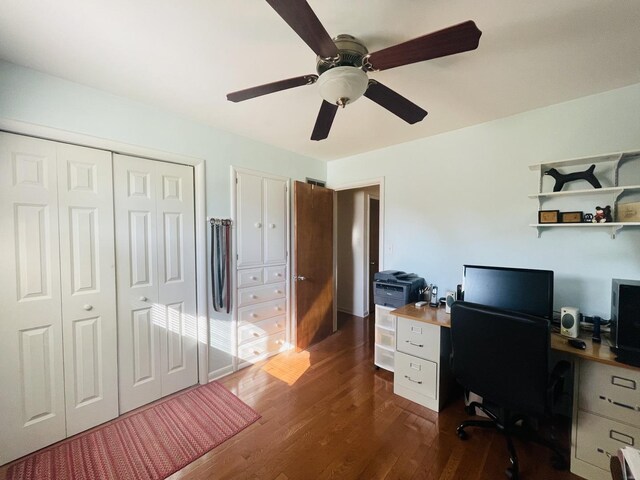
[450,301,570,480]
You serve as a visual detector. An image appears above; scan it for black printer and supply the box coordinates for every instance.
[373,270,426,308]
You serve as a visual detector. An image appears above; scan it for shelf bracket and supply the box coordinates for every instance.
[610,224,623,239]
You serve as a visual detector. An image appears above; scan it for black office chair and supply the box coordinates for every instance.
[450,301,570,480]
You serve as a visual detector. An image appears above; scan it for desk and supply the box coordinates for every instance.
[390,304,640,480]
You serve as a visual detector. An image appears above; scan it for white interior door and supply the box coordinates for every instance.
[57,143,119,436]
[156,162,197,395]
[0,133,66,464]
[263,177,287,265]
[114,155,197,413]
[236,172,263,268]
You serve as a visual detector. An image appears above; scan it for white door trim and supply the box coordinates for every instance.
[328,177,385,324]
[0,118,210,386]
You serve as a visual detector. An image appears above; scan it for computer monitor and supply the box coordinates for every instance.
[462,265,554,320]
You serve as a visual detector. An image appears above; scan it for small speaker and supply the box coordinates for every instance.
[560,306,580,338]
[445,291,456,314]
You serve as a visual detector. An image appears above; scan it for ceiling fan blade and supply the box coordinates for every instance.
[364,81,428,124]
[265,0,338,58]
[366,20,481,71]
[227,74,318,102]
[311,100,338,141]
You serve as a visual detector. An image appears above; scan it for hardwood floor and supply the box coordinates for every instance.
[0,312,584,480]
[171,313,583,480]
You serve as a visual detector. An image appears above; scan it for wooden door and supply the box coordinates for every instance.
[294,182,334,350]
[57,143,119,436]
[0,133,66,464]
[368,198,380,315]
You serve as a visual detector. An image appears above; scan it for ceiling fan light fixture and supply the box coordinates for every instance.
[317,66,368,107]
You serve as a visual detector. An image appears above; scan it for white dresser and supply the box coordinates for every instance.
[392,305,453,412]
[570,359,640,480]
[374,304,396,372]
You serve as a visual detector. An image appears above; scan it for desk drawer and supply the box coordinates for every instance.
[575,410,640,471]
[579,360,640,426]
[238,282,286,308]
[238,315,285,345]
[396,318,439,362]
[394,351,437,400]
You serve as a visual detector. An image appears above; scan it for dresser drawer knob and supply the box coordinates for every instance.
[251,313,257,318]
[250,294,257,299]
[253,332,260,337]
[250,276,257,281]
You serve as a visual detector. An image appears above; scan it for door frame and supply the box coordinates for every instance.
[365,193,380,317]
[0,118,210,386]
[329,177,385,326]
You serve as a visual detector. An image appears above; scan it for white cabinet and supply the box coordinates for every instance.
[0,133,118,463]
[374,305,396,372]
[570,360,640,480]
[234,170,290,369]
[393,315,452,412]
[529,150,640,238]
[114,155,198,414]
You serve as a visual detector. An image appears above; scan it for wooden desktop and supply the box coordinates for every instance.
[390,303,640,480]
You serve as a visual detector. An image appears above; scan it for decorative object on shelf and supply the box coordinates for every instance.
[617,201,640,222]
[592,205,613,223]
[560,211,583,223]
[583,213,594,222]
[544,164,602,192]
[538,210,560,224]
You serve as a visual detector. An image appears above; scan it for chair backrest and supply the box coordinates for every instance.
[450,301,551,417]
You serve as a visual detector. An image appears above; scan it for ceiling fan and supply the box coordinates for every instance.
[227,0,482,141]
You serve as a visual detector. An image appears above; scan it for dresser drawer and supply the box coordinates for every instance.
[394,351,438,400]
[238,268,263,288]
[375,305,396,330]
[238,298,286,323]
[238,315,285,345]
[238,282,286,307]
[238,332,286,363]
[579,360,640,426]
[575,409,640,472]
[264,265,286,284]
[396,318,440,362]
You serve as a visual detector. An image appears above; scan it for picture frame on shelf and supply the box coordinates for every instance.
[538,210,560,224]
[560,211,583,223]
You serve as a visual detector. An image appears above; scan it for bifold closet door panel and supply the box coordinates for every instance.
[156,161,197,395]
[57,144,119,436]
[0,133,66,464]
[114,155,162,413]
[114,155,197,413]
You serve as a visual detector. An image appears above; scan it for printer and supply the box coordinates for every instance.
[373,270,426,308]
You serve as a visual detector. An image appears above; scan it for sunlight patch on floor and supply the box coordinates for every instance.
[262,350,311,386]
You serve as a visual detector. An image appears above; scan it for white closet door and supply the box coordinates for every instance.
[114,155,197,413]
[156,162,197,395]
[114,155,161,413]
[0,133,66,464]
[57,144,118,436]
[237,172,263,268]
[263,177,287,265]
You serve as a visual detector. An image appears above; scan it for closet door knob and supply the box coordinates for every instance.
[83,304,93,311]
[139,296,148,302]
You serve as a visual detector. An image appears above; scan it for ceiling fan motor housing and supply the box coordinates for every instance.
[316,34,369,74]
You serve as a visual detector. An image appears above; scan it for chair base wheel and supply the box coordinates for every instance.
[464,405,476,415]
[551,454,568,470]
[505,466,519,480]
[456,428,469,440]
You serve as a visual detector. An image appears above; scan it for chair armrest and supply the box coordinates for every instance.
[548,360,571,406]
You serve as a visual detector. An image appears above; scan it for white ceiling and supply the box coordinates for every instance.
[1,1,640,161]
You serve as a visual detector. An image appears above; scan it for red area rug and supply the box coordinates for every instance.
[8,382,260,480]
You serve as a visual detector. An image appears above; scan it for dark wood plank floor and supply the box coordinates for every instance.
[172,313,583,480]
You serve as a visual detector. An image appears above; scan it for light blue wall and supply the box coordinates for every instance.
[0,60,326,376]
[328,83,640,318]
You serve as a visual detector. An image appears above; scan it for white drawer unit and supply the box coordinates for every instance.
[237,315,286,345]
[571,359,640,480]
[393,315,452,412]
[374,305,396,372]
[238,282,286,308]
[264,265,286,284]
